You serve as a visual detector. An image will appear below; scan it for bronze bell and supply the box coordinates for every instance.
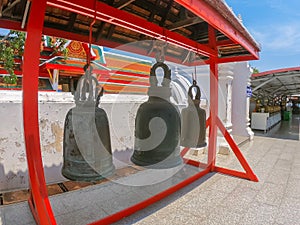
[181,80,207,148]
[131,62,182,168]
[62,66,115,181]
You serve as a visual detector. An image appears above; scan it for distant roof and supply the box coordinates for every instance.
[251,67,300,97]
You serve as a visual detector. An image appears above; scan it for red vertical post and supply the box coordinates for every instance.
[23,0,56,224]
[207,25,218,170]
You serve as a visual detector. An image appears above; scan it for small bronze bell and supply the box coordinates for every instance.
[62,66,115,181]
[131,62,182,168]
[181,80,207,148]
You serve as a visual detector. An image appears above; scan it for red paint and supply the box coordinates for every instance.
[217,55,257,64]
[216,117,258,182]
[0,19,24,31]
[207,26,218,170]
[180,147,190,157]
[22,0,57,224]
[88,168,211,225]
[252,66,300,78]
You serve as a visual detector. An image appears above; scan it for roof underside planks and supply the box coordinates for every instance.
[0,0,260,66]
[251,67,300,97]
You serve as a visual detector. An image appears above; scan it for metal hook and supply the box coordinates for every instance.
[87,0,97,66]
[155,44,166,62]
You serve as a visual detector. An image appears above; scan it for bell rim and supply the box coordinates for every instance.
[130,154,182,169]
[61,165,115,182]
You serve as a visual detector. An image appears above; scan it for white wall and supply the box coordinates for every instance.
[0,91,147,192]
[0,81,199,192]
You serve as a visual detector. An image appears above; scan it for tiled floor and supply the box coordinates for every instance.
[0,116,299,225]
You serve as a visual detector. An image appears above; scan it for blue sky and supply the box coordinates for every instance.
[226,0,300,72]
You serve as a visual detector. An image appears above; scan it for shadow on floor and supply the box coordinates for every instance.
[254,114,300,141]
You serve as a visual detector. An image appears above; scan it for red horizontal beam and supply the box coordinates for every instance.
[174,0,259,60]
[217,55,257,64]
[0,69,22,75]
[42,63,109,74]
[47,0,217,58]
[110,71,149,78]
[213,166,250,180]
[0,19,25,31]
[190,54,257,66]
[98,78,149,86]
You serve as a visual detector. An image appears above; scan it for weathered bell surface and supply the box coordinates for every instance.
[131,62,182,168]
[181,81,207,148]
[62,66,115,181]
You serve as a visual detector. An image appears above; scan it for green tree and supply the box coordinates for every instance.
[252,67,259,74]
[0,31,25,84]
[0,30,68,85]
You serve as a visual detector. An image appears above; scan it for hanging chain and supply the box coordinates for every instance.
[86,0,97,68]
[192,52,197,85]
[155,42,167,63]
[155,29,168,63]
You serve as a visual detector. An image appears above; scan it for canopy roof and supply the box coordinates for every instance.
[0,0,260,65]
[251,67,300,97]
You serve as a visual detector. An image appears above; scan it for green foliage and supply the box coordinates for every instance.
[47,37,68,59]
[0,31,25,84]
[252,67,259,74]
[0,31,68,85]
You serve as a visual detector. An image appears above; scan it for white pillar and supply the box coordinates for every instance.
[217,63,234,154]
[218,63,234,130]
[52,69,59,91]
[231,62,254,139]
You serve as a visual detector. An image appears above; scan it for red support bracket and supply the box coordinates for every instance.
[215,117,258,182]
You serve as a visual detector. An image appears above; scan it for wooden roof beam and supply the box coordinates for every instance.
[67,13,77,31]
[167,17,203,31]
[159,0,173,27]
[115,0,135,9]
[47,0,217,57]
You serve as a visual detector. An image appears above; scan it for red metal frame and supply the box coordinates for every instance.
[22,0,57,224]
[175,0,260,59]
[12,0,260,224]
[207,25,218,170]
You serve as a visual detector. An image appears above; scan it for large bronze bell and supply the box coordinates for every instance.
[181,80,207,148]
[131,62,182,168]
[62,66,115,181]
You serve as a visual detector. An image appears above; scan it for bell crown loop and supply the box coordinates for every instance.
[188,81,201,105]
[148,62,172,99]
[74,65,102,107]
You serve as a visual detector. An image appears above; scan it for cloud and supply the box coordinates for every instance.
[250,23,300,53]
[266,0,300,16]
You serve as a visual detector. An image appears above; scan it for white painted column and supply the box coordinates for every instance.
[51,69,59,91]
[217,63,234,154]
[231,62,254,139]
[218,63,234,130]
